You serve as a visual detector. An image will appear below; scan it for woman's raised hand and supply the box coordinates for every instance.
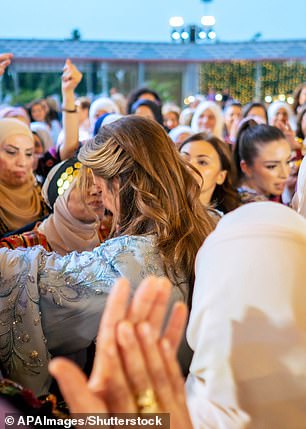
[61,58,83,94]
[49,277,193,428]
[0,53,13,76]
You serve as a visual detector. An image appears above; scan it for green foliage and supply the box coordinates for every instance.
[2,70,90,104]
[146,80,180,104]
[10,89,44,105]
[145,73,182,104]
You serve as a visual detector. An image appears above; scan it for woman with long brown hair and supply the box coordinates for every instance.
[179,132,240,215]
[0,115,214,396]
[79,116,214,288]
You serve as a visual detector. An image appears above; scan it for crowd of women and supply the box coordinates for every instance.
[1,51,306,428]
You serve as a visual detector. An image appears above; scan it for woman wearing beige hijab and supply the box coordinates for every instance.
[38,165,106,255]
[0,118,49,236]
[0,160,108,254]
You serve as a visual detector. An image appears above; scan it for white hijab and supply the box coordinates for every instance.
[186,202,306,429]
[168,125,193,144]
[190,101,224,138]
[89,97,119,130]
[267,100,296,130]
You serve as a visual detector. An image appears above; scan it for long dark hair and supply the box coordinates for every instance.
[180,132,240,213]
[293,83,306,114]
[296,104,306,139]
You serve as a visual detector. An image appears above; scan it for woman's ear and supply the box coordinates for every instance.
[240,160,253,178]
[216,170,227,185]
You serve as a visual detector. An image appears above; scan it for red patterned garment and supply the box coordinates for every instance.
[0,229,51,251]
[0,218,111,252]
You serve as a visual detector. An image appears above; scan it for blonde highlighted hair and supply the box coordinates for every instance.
[78,116,215,297]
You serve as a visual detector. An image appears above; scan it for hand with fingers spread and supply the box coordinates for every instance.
[49,277,193,429]
[0,53,13,76]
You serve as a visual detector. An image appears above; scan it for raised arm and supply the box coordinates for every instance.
[59,59,82,160]
[0,53,13,76]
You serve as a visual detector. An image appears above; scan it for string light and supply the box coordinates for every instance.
[184,95,196,105]
[287,96,294,104]
[199,61,306,104]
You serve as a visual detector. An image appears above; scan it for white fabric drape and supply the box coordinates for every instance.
[187,202,306,429]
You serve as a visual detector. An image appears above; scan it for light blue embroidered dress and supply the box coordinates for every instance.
[0,235,188,396]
